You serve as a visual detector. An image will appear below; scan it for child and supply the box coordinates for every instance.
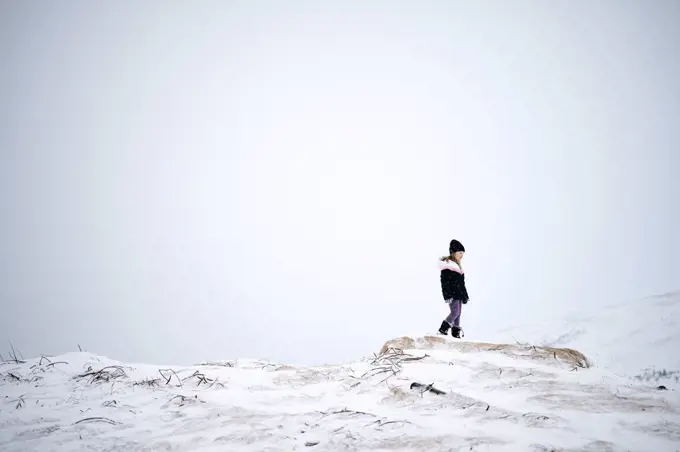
[438,239,469,338]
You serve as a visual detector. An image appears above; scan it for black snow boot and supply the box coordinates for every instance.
[451,326,462,338]
[438,320,450,335]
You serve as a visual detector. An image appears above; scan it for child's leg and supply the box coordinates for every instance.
[452,300,462,327]
[444,300,461,325]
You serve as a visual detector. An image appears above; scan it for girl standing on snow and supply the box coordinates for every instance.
[438,239,469,338]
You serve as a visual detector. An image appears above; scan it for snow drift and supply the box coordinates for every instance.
[1,332,679,451]
[488,290,680,389]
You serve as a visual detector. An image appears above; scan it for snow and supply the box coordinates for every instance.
[487,290,680,389]
[1,293,679,451]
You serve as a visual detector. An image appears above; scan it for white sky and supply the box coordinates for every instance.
[1,1,678,366]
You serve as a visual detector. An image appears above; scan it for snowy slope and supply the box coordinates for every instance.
[1,337,679,451]
[488,291,680,389]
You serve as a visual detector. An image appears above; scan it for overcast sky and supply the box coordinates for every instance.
[1,1,678,367]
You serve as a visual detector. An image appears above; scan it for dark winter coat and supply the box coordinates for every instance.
[440,259,469,302]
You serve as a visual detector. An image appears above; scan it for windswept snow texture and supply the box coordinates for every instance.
[1,338,679,452]
[489,291,680,389]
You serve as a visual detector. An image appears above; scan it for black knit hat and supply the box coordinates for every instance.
[449,239,465,254]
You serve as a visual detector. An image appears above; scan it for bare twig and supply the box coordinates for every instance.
[353,347,428,389]
[45,361,68,368]
[75,366,127,384]
[38,356,52,366]
[370,347,423,366]
[6,372,22,382]
[254,360,278,370]
[378,369,398,385]
[30,360,68,376]
[402,354,429,363]
[370,419,412,428]
[182,370,214,387]
[134,378,161,388]
[168,394,187,404]
[167,394,205,406]
[207,377,225,389]
[318,408,376,420]
[512,336,530,347]
[74,417,119,425]
[14,395,26,409]
[7,342,26,364]
[359,366,396,380]
[159,369,183,387]
[197,361,234,367]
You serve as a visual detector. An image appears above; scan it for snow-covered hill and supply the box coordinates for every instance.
[1,333,678,451]
[487,291,680,389]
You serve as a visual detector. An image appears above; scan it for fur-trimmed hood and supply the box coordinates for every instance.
[440,259,463,274]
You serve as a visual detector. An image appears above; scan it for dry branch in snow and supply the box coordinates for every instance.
[6,372,22,382]
[133,378,161,388]
[254,360,278,370]
[318,408,376,420]
[166,394,205,407]
[37,356,52,366]
[3,371,41,384]
[13,395,26,409]
[158,369,183,387]
[369,419,413,428]
[74,417,119,425]
[75,366,127,384]
[181,370,223,387]
[30,358,68,375]
[197,360,234,367]
[2,342,26,364]
[45,361,68,368]
[371,347,429,366]
[353,347,429,387]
